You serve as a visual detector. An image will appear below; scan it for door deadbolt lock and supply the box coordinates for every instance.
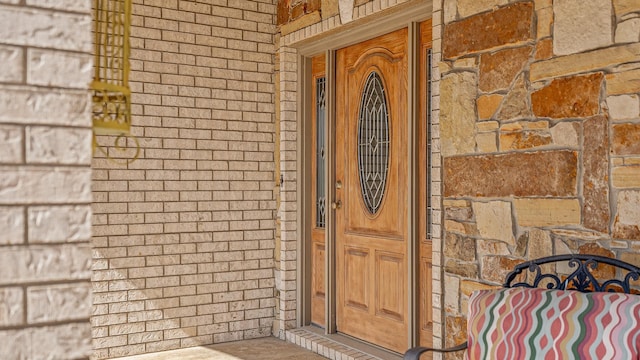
[336,180,342,189]
[331,200,342,210]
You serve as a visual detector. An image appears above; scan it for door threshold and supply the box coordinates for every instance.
[285,326,403,360]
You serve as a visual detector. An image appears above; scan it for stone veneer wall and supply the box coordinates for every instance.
[438,0,640,356]
[91,0,277,358]
[0,0,94,358]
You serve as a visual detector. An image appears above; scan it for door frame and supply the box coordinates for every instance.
[294,0,432,350]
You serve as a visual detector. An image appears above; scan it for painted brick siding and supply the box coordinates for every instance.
[91,0,278,358]
[0,0,94,359]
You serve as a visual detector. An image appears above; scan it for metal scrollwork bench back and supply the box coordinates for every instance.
[504,254,640,293]
[403,254,640,360]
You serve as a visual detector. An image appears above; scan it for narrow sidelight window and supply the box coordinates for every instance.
[315,77,327,228]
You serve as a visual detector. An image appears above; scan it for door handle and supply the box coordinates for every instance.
[331,200,342,210]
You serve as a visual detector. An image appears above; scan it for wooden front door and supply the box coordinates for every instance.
[335,28,408,353]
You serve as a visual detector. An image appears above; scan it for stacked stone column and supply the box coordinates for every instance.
[439,0,640,355]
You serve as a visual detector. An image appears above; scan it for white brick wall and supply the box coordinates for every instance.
[91,0,277,358]
[0,1,93,359]
[431,1,444,353]
[274,43,298,336]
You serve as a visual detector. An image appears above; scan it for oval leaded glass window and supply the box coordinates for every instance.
[357,71,390,215]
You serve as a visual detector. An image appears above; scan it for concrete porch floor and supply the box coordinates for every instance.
[110,337,329,360]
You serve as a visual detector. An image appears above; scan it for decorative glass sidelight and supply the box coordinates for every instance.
[357,71,390,215]
[316,77,327,228]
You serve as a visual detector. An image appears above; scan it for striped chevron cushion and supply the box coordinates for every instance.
[466,287,640,360]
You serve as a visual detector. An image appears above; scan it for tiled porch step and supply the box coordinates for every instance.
[285,328,394,360]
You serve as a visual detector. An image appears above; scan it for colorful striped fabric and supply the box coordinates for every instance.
[466,287,640,360]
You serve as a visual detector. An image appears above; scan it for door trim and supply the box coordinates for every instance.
[326,49,337,333]
[295,1,432,57]
[407,21,419,347]
[297,54,313,328]
[294,2,432,350]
